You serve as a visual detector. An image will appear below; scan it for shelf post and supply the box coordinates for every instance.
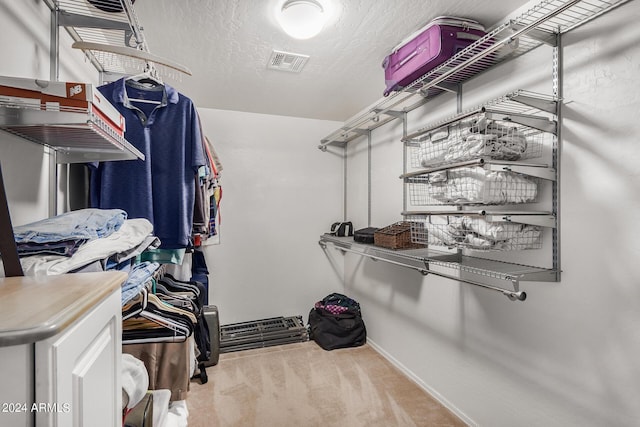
[343,145,347,222]
[367,130,372,227]
[49,3,59,82]
[49,4,60,216]
[552,31,562,281]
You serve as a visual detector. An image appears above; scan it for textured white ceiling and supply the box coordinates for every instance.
[134,0,532,121]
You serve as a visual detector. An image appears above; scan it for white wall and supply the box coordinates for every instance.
[344,2,640,426]
[197,108,345,324]
[0,0,98,225]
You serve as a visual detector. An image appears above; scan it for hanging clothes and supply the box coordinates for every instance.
[90,78,206,249]
[121,266,211,398]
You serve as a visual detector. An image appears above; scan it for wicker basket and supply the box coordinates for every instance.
[374,222,420,250]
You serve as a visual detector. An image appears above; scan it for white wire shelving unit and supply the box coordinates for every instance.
[318,0,631,300]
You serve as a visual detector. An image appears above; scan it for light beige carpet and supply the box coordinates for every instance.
[187,341,466,427]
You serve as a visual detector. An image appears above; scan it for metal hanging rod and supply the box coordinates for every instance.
[319,239,526,301]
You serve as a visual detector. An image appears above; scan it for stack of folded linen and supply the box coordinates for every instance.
[421,119,528,167]
[424,216,541,250]
[7,208,159,276]
[428,167,537,205]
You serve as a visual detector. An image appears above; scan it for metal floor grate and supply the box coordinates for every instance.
[219,316,308,353]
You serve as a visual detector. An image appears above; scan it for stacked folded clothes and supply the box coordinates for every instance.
[427,167,537,205]
[13,208,126,257]
[6,208,159,276]
[420,118,528,167]
[424,216,541,250]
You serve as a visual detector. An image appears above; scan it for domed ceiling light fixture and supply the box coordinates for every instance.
[277,0,326,40]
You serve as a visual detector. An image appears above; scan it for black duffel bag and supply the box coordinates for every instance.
[308,293,366,351]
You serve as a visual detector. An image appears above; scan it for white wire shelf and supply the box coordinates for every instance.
[48,0,191,80]
[405,167,541,207]
[403,213,546,251]
[402,210,557,228]
[319,234,560,301]
[319,0,629,148]
[404,90,557,141]
[0,101,143,163]
[403,159,557,181]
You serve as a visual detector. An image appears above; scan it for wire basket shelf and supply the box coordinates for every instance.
[405,214,542,251]
[407,166,539,206]
[408,110,550,169]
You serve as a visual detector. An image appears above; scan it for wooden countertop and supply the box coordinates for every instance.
[0,271,127,346]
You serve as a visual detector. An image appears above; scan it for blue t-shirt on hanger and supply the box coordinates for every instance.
[90,78,206,249]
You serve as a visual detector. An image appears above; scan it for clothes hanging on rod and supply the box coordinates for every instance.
[190,249,210,305]
[121,262,212,398]
[192,129,223,245]
[123,341,192,402]
[121,265,207,348]
[122,284,197,344]
[90,78,206,249]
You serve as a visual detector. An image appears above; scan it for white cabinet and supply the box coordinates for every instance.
[35,288,122,427]
[0,271,126,427]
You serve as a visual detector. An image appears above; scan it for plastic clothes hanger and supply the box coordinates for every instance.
[125,62,164,104]
[122,287,193,343]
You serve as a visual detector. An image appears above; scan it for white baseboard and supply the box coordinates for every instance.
[366,338,477,427]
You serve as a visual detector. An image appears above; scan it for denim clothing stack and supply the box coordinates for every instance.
[5,207,164,278]
[18,218,155,276]
[13,208,126,257]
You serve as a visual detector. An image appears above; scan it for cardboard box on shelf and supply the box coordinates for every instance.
[0,75,125,136]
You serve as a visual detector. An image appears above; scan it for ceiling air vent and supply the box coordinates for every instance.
[267,50,309,73]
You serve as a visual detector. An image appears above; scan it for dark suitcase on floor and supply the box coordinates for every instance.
[382,16,486,96]
[354,227,378,244]
[203,305,220,366]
